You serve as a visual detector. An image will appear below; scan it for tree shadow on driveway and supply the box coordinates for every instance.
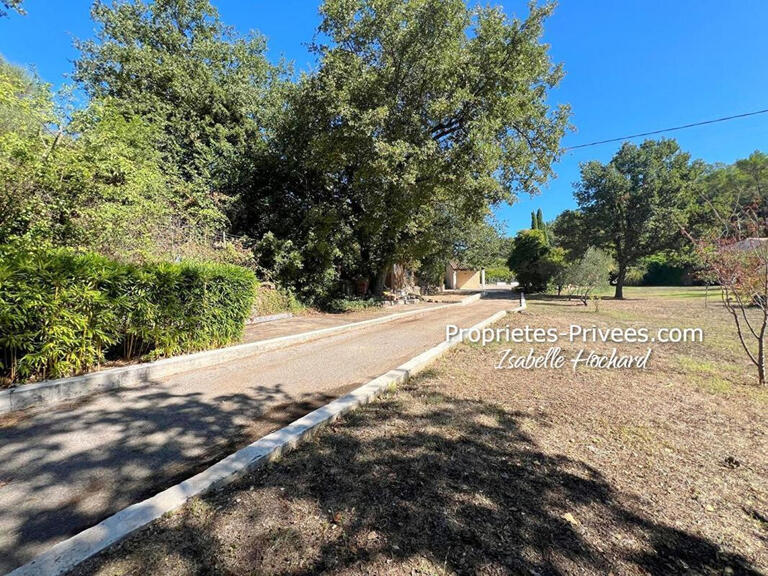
[71,383,764,576]
[0,380,348,573]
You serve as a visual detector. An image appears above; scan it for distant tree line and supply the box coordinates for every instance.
[507,138,768,300]
[504,141,768,385]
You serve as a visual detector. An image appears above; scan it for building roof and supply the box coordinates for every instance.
[448,260,481,271]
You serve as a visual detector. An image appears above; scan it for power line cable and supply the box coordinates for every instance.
[565,107,768,151]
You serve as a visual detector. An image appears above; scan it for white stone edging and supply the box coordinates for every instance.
[7,302,524,576]
[0,294,482,415]
[246,312,294,325]
[458,292,482,305]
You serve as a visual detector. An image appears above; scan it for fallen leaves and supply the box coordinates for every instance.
[562,512,579,526]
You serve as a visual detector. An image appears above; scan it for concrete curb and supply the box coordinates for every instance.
[7,302,524,576]
[459,292,482,305]
[0,294,483,415]
[247,312,294,325]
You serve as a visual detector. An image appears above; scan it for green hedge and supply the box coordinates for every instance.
[0,245,256,384]
[485,266,514,283]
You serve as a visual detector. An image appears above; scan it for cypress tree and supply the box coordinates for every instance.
[536,208,549,244]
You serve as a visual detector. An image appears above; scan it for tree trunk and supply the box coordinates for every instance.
[614,263,627,299]
[373,263,390,296]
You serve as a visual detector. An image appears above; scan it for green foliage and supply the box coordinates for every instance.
[0,0,24,17]
[638,248,703,286]
[545,246,568,294]
[623,266,646,287]
[554,147,768,293]
[0,244,256,384]
[452,219,512,269]
[236,0,568,298]
[325,298,381,314]
[2,0,570,309]
[0,245,120,381]
[565,247,613,305]
[0,57,250,264]
[550,209,587,261]
[0,59,56,244]
[52,101,180,259]
[484,267,514,283]
[128,260,256,359]
[251,284,304,317]
[690,151,768,238]
[74,0,281,218]
[643,261,685,286]
[529,208,549,244]
[507,229,562,292]
[574,139,701,298]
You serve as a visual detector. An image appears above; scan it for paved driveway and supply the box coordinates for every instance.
[0,292,519,573]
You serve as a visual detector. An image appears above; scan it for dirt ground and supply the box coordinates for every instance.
[69,288,767,576]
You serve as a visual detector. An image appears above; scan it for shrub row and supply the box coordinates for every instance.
[484,266,514,283]
[0,245,256,384]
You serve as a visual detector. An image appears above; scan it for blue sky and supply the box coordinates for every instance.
[2,0,767,234]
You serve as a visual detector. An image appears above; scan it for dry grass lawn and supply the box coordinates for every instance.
[70,287,767,576]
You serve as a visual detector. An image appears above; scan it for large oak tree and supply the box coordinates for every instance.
[237,0,569,298]
[574,139,700,299]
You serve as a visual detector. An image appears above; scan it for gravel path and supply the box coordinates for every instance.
[0,292,518,573]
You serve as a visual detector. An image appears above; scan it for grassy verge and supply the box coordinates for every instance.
[70,287,767,576]
[324,297,382,313]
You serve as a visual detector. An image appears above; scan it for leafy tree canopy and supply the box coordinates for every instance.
[452,219,512,269]
[74,0,282,213]
[4,0,570,303]
[565,246,613,305]
[0,0,24,17]
[574,139,701,298]
[0,57,245,263]
[507,228,562,292]
[690,151,768,238]
[237,0,569,298]
[550,209,587,260]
